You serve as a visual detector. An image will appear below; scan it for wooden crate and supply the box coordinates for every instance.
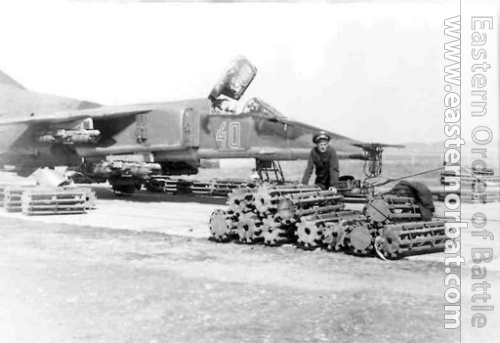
[62,186,97,210]
[3,187,26,212]
[21,188,87,215]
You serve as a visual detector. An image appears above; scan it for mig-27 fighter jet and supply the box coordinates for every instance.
[0,57,402,194]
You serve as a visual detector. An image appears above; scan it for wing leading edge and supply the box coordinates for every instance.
[0,105,153,126]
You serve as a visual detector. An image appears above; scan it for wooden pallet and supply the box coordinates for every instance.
[21,188,88,215]
[2,187,27,212]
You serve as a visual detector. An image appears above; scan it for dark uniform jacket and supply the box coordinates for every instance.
[301,146,339,189]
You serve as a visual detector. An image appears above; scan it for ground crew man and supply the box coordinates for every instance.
[301,131,339,192]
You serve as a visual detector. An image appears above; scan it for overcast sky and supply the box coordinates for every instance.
[0,0,495,146]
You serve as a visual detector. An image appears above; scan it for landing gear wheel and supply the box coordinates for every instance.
[112,184,135,196]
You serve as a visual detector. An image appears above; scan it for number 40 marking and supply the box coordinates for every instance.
[216,122,241,149]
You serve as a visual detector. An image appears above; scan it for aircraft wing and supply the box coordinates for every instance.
[245,97,404,152]
[263,114,365,144]
[272,117,405,148]
[351,142,406,150]
[0,105,152,126]
[257,114,404,160]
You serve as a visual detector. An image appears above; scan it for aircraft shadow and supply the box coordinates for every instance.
[89,185,227,205]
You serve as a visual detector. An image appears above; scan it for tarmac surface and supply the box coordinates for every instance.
[0,185,499,343]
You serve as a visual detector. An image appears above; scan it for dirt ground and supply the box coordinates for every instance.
[0,184,499,343]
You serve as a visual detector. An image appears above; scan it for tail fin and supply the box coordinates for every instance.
[0,69,26,90]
